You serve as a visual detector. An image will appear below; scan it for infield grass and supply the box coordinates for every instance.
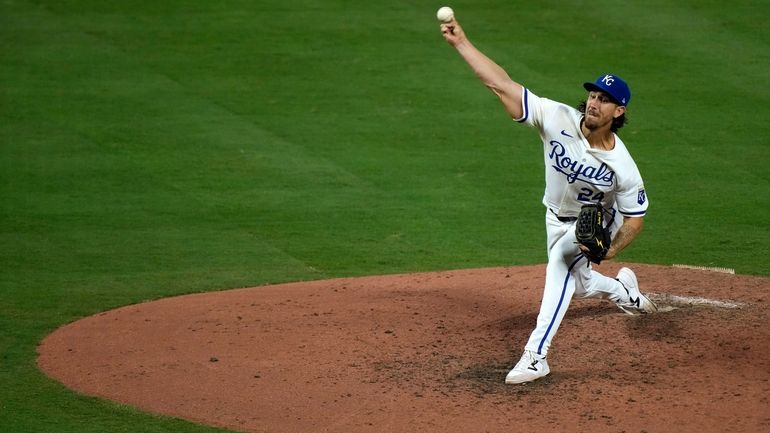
[1,0,768,431]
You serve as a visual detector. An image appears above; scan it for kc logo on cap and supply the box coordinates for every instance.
[583,74,631,106]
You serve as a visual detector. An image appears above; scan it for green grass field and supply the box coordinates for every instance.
[2,0,768,431]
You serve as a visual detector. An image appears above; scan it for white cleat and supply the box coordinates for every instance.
[505,350,550,384]
[616,267,658,315]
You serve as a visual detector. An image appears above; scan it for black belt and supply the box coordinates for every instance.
[550,208,577,223]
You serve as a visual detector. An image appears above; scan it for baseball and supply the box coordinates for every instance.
[436,6,454,23]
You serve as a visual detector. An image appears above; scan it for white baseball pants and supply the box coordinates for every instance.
[523,210,628,357]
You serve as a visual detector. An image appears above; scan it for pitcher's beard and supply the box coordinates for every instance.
[583,113,609,131]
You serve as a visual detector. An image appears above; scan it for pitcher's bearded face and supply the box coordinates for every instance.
[584,91,625,130]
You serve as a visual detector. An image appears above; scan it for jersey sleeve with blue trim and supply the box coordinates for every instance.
[514,87,563,132]
[612,147,648,217]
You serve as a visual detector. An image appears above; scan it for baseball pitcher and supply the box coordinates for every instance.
[439,14,658,384]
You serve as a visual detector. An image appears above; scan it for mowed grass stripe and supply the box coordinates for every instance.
[1,6,365,294]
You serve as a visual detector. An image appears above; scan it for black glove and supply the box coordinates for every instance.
[575,204,611,264]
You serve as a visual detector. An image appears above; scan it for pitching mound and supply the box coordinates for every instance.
[37,263,770,433]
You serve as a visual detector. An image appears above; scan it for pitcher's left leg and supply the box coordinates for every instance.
[506,247,585,384]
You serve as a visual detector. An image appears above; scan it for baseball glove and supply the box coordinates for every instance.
[575,203,611,264]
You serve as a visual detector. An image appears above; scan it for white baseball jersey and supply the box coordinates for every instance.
[516,88,648,220]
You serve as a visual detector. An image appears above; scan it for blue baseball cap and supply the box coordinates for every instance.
[583,74,631,106]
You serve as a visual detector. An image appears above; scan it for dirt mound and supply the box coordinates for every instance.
[37,263,770,433]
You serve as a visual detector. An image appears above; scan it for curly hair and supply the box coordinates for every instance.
[577,101,628,133]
